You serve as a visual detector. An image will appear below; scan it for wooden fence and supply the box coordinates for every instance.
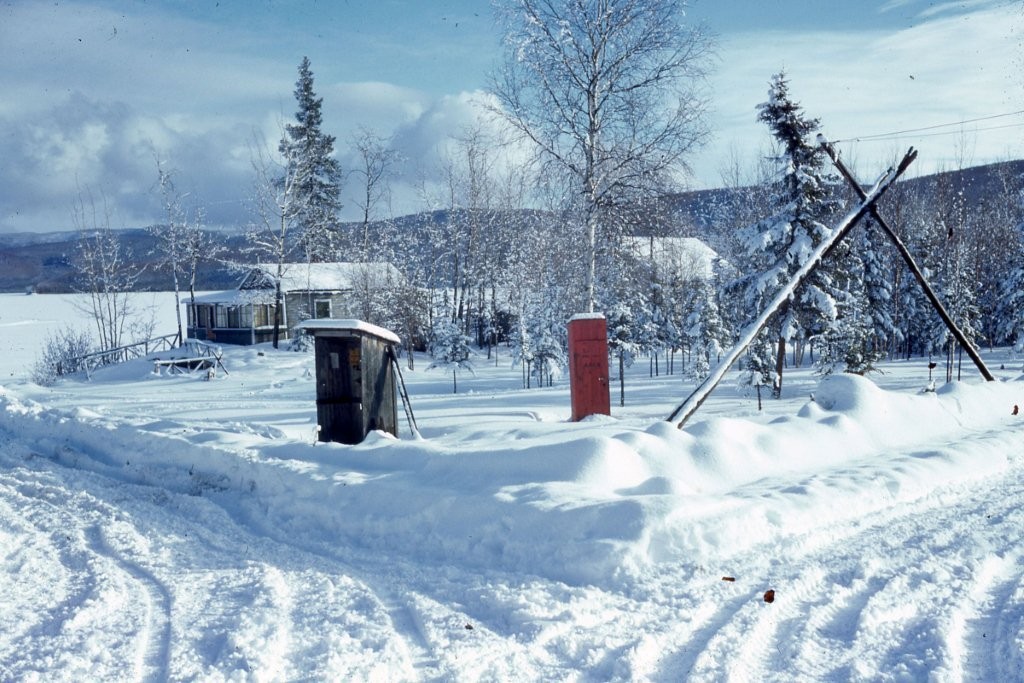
[62,332,181,379]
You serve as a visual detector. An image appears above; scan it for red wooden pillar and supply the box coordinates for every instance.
[567,314,611,421]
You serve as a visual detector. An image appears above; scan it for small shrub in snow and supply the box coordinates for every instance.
[288,329,314,352]
[32,327,94,385]
[428,319,474,393]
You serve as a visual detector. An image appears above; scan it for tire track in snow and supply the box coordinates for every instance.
[785,572,888,679]
[649,588,761,680]
[648,424,1024,681]
[0,476,104,677]
[84,524,173,682]
[682,568,827,681]
[371,581,444,681]
[959,553,1024,681]
[1,466,174,681]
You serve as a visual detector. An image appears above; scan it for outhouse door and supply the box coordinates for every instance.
[315,336,364,443]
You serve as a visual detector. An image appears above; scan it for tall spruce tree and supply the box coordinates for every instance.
[280,57,343,263]
[735,72,841,397]
[997,263,1024,351]
[685,277,728,381]
[858,221,900,364]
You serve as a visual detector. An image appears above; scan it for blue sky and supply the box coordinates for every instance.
[0,0,1020,233]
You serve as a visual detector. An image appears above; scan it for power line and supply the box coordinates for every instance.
[839,120,1024,144]
[832,109,1024,144]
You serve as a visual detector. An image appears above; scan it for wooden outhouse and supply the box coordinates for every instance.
[297,319,400,445]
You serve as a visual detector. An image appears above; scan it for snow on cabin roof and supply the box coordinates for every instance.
[193,288,260,305]
[620,236,721,279]
[241,262,404,293]
[295,318,401,344]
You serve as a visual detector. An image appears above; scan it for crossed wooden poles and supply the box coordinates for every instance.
[667,141,993,429]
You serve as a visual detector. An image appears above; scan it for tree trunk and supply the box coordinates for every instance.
[774,334,786,399]
[585,206,598,314]
[272,281,283,349]
[171,268,183,347]
[619,351,625,408]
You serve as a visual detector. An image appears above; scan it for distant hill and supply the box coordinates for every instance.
[2,159,1021,294]
[0,228,247,294]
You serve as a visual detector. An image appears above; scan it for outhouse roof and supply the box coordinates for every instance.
[296,318,401,344]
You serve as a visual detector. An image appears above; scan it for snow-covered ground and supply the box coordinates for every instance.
[2,293,1024,681]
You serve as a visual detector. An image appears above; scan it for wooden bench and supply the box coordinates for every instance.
[153,357,218,376]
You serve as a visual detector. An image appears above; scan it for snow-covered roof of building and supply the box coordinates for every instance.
[191,263,404,305]
[620,236,721,279]
[241,262,404,293]
[193,289,260,305]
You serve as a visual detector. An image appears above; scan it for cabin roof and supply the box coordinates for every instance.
[193,262,403,304]
[295,318,401,344]
[242,262,403,292]
[619,236,722,279]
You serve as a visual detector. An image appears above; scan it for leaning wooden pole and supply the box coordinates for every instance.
[818,136,995,382]
[667,148,918,428]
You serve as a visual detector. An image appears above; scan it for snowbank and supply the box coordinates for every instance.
[3,358,1022,587]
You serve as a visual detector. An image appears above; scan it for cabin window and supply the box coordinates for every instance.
[314,299,332,319]
[253,303,275,327]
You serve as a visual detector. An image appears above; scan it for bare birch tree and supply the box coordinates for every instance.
[71,189,142,351]
[151,157,218,345]
[491,0,713,312]
[349,126,401,260]
[248,135,307,348]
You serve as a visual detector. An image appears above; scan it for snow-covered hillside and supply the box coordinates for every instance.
[2,294,1024,680]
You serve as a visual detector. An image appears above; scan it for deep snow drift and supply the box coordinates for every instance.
[2,293,1024,681]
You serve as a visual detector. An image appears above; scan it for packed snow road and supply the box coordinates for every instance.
[3,409,1023,680]
[2,343,1024,680]
[0,432,413,680]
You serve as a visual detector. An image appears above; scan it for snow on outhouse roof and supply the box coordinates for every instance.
[295,318,401,344]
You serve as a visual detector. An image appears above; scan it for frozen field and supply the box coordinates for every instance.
[1,293,1024,680]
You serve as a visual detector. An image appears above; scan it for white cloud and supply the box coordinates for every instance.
[917,0,1003,20]
[879,0,918,12]
[689,1,1022,188]
[1,0,1019,232]
[336,90,532,219]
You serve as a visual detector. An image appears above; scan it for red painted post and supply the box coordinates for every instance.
[567,314,611,421]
